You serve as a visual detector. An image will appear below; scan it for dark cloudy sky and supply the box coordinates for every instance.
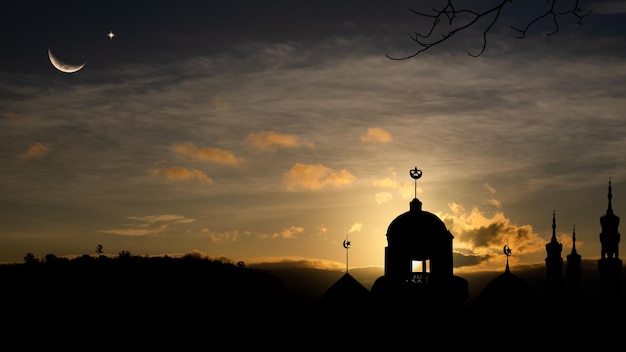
[2,0,626,273]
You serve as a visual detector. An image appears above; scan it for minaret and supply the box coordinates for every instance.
[544,210,564,296]
[566,225,582,295]
[597,177,622,296]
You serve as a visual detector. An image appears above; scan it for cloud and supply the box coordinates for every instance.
[372,177,399,188]
[19,142,50,160]
[204,225,305,243]
[372,175,419,200]
[284,163,355,190]
[150,166,214,184]
[399,181,417,199]
[271,226,304,239]
[99,224,169,237]
[360,127,392,143]
[126,214,196,224]
[374,192,393,204]
[246,130,314,151]
[172,143,246,165]
[242,257,345,271]
[484,183,502,208]
[437,201,545,271]
[204,229,245,244]
[347,222,363,233]
[99,214,196,237]
[487,199,502,209]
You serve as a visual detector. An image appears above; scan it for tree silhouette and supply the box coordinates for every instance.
[95,244,103,257]
[388,0,591,59]
[44,253,58,263]
[23,252,38,264]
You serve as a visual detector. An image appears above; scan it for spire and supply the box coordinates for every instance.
[571,225,578,254]
[545,209,563,283]
[546,209,563,250]
[504,244,512,273]
[342,235,351,273]
[505,256,510,273]
[550,209,556,243]
[607,176,614,216]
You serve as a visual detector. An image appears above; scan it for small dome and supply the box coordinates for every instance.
[470,269,540,320]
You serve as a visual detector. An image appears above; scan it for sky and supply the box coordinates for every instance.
[2,0,626,274]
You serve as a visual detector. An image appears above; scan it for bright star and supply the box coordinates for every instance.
[107,31,115,40]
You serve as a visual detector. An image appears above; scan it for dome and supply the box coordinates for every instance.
[386,198,452,247]
[470,268,539,319]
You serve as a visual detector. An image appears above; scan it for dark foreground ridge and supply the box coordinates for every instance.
[1,255,320,347]
[2,254,625,349]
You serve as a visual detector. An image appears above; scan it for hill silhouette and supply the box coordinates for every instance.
[1,254,317,347]
[3,254,626,347]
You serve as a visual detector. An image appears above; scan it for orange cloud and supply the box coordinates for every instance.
[205,229,244,244]
[437,201,545,271]
[284,163,355,190]
[271,226,304,239]
[125,214,196,224]
[360,127,392,143]
[246,130,314,151]
[150,166,214,184]
[372,176,417,200]
[99,224,168,237]
[172,143,246,165]
[347,222,363,233]
[19,142,50,160]
[99,214,196,237]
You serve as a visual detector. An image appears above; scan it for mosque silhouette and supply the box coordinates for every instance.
[318,167,624,333]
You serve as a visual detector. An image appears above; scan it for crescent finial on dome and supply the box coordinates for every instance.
[410,166,422,200]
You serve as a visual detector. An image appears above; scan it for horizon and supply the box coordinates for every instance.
[2,1,626,273]
[7,253,621,306]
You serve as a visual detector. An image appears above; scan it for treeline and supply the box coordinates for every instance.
[0,251,319,339]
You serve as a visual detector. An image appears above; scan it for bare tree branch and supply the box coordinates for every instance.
[387,0,592,60]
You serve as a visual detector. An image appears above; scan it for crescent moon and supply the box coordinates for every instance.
[48,48,85,74]
[343,239,351,249]
[503,245,512,256]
